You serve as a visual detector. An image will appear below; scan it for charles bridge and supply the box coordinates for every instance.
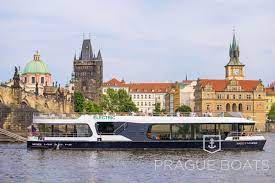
[0,82,73,140]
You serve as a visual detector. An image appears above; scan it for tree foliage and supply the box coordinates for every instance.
[268,103,275,120]
[175,105,192,113]
[84,100,102,113]
[100,88,138,112]
[154,102,161,113]
[74,91,85,112]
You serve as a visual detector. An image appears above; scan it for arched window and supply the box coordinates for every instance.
[238,103,243,112]
[21,101,28,108]
[226,103,230,112]
[232,103,237,112]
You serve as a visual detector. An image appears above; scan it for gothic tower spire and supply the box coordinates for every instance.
[225,29,245,80]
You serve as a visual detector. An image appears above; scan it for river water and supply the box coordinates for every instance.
[1,133,275,183]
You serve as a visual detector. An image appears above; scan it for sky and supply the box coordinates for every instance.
[0,0,274,85]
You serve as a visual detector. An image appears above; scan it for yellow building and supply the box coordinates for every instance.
[266,85,275,111]
[194,32,267,131]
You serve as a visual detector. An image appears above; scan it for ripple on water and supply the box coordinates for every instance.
[0,134,275,183]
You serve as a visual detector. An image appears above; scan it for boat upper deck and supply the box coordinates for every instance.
[33,112,255,124]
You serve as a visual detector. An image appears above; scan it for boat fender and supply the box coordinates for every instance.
[97,138,102,142]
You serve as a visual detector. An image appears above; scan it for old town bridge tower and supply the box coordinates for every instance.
[72,38,103,102]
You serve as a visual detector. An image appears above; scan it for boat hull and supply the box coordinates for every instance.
[27,140,266,150]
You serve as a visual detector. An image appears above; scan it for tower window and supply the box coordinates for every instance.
[41,77,44,84]
[32,77,35,84]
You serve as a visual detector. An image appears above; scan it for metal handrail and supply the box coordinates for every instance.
[29,132,92,138]
[113,122,128,134]
[33,112,252,119]
[0,128,27,142]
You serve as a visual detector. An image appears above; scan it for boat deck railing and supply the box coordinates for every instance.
[227,131,262,137]
[29,132,92,138]
[33,112,251,120]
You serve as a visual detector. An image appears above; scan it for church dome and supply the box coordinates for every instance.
[23,51,50,75]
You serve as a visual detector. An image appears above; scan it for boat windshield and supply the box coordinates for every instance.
[96,122,127,135]
[147,123,254,140]
[29,123,93,137]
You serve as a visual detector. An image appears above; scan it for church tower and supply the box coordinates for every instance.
[72,38,103,102]
[225,32,245,80]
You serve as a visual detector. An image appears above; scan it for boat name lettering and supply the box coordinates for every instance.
[93,115,115,120]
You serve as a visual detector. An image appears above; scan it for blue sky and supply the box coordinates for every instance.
[0,0,274,85]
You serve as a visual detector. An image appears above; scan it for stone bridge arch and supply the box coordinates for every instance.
[21,99,30,108]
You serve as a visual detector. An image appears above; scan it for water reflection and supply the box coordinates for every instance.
[0,133,274,183]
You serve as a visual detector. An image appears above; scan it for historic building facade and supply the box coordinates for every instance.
[165,80,197,113]
[266,82,275,111]
[102,78,174,113]
[102,78,129,94]
[72,39,103,102]
[194,33,267,131]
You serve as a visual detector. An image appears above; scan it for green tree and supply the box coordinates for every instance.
[100,88,138,112]
[154,102,161,113]
[268,103,275,121]
[74,91,85,112]
[175,105,192,113]
[84,100,102,113]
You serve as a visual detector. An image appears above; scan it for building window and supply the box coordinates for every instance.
[145,102,147,106]
[149,95,151,99]
[137,95,139,99]
[217,94,222,99]
[32,77,35,84]
[246,105,252,111]
[206,104,211,111]
[24,77,27,83]
[41,77,44,84]
[149,102,151,106]
[227,94,230,99]
[226,103,230,112]
[239,95,242,99]
[247,95,251,100]
[233,95,236,99]
[133,95,136,99]
[137,102,139,106]
[141,102,143,106]
[217,105,222,111]
[141,95,143,99]
[145,95,147,99]
[258,95,261,99]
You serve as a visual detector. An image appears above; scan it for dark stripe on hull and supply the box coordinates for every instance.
[27,140,266,150]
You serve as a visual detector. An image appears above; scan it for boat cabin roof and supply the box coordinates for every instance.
[33,115,255,125]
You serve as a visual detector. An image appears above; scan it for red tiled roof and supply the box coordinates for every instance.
[103,78,128,87]
[266,87,275,96]
[198,79,261,91]
[129,83,174,93]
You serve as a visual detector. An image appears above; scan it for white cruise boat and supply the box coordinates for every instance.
[27,113,266,150]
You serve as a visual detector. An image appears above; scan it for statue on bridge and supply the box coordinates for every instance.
[12,66,21,89]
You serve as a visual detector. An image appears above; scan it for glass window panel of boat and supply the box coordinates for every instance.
[96,122,125,135]
[44,124,53,137]
[67,124,77,137]
[242,124,254,132]
[76,124,92,137]
[56,124,66,137]
[219,124,233,138]
[171,124,192,140]
[147,124,171,140]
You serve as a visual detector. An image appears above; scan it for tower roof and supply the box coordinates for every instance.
[23,51,50,75]
[226,31,244,66]
[79,39,93,60]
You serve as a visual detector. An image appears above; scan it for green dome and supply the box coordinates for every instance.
[23,52,50,74]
